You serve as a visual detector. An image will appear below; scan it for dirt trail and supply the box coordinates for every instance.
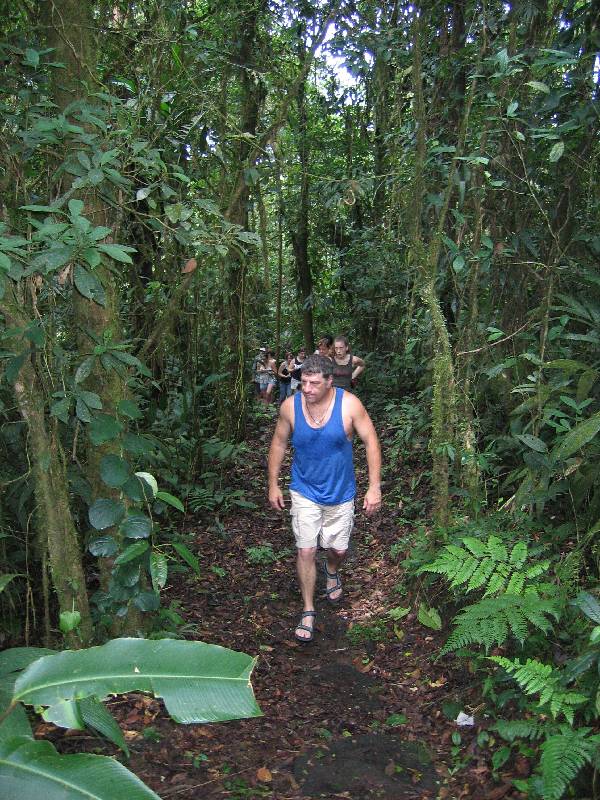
[49,410,504,799]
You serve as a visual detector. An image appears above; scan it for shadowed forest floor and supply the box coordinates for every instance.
[38,406,523,800]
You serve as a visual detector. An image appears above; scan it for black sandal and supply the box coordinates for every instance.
[295,611,316,643]
[323,562,343,604]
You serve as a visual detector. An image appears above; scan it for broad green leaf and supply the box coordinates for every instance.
[75,398,92,423]
[549,141,564,162]
[150,552,168,590]
[83,247,102,268]
[0,648,55,678]
[13,638,261,724]
[114,540,149,565]
[553,412,600,460]
[117,399,143,420]
[120,513,152,539]
[123,433,154,456]
[100,454,129,488]
[50,397,70,424]
[89,499,125,531]
[171,542,200,575]
[5,352,27,385]
[516,434,548,453]
[135,471,158,496]
[88,535,118,557]
[122,476,152,502]
[387,606,410,621]
[0,678,32,742]
[417,605,442,631]
[133,591,160,612]
[156,491,184,512]
[526,80,550,93]
[74,356,95,384]
[68,199,84,217]
[73,265,106,306]
[97,243,135,264]
[42,698,84,729]
[79,695,129,755]
[78,390,102,409]
[89,414,123,445]
[0,736,161,800]
[452,254,465,272]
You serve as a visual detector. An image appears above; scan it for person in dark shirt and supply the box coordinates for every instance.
[332,335,365,391]
[278,350,295,404]
[290,347,306,394]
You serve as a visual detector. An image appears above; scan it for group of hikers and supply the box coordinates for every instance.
[252,334,366,406]
[261,337,381,645]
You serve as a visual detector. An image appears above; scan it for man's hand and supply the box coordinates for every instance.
[363,485,381,516]
[269,486,285,511]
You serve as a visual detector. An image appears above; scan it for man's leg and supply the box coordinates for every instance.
[325,548,346,601]
[322,499,354,602]
[290,491,322,640]
[297,547,317,609]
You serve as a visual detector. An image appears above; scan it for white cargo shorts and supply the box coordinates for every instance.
[290,490,354,550]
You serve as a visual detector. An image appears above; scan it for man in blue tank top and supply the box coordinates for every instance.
[268,355,382,643]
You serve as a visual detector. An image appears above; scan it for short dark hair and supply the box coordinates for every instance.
[318,334,333,347]
[301,354,333,379]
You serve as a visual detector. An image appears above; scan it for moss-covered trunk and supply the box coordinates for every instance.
[3,295,92,644]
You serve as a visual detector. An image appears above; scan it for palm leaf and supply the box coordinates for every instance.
[13,638,261,724]
[0,736,160,800]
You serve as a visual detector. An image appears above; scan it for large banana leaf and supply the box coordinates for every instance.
[0,678,31,742]
[13,638,261,724]
[0,736,160,800]
[0,647,55,677]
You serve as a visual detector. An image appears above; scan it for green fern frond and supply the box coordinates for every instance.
[494,717,554,742]
[489,657,587,723]
[510,541,528,568]
[420,535,548,598]
[440,595,557,655]
[540,728,600,800]
[462,537,488,557]
[467,557,496,591]
[487,536,508,563]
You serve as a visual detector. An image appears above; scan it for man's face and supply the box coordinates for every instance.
[318,340,330,356]
[334,340,348,358]
[301,371,333,404]
[297,349,305,359]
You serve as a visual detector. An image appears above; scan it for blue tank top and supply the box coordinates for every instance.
[290,387,356,505]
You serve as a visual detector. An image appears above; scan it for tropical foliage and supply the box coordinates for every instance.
[0,639,261,798]
[0,0,598,796]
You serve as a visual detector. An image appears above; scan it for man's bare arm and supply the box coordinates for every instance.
[349,396,381,514]
[267,400,293,510]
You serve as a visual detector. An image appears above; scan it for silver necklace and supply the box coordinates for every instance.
[305,389,334,427]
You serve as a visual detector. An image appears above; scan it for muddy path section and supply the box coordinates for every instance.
[118,416,448,799]
[45,410,502,799]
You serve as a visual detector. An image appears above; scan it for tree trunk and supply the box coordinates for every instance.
[291,36,314,354]
[2,293,92,644]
